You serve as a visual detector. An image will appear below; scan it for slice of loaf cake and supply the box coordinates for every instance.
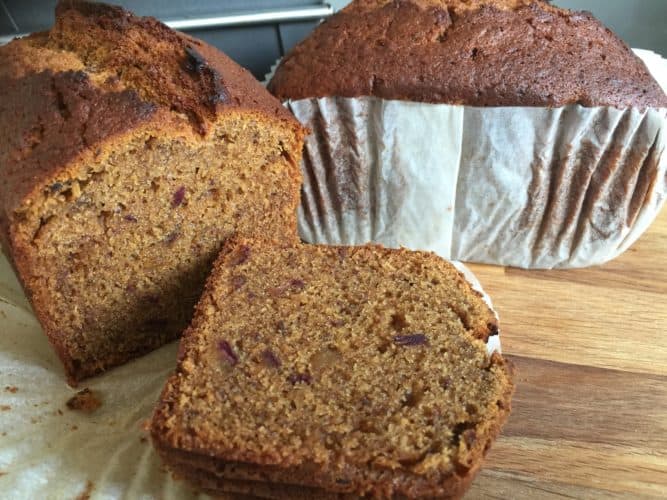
[0,1,306,383]
[151,238,514,499]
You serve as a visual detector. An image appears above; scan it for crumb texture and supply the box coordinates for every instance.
[66,388,101,413]
[152,239,513,499]
[269,0,667,107]
[0,1,306,382]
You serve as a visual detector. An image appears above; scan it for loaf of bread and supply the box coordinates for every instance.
[151,237,514,499]
[268,0,667,269]
[0,0,306,383]
[269,0,666,107]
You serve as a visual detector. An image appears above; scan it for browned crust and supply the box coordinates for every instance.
[150,238,515,498]
[0,69,166,382]
[154,441,479,499]
[156,449,352,499]
[268,0,667,108]
[0,70,159,251]
[51,0,296,127]
[0,0,305,253]
[153,360,513,499]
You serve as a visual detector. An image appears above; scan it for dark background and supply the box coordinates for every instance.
[1,1,665,78]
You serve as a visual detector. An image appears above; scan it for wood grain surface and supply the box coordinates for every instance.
[466,207,667,499]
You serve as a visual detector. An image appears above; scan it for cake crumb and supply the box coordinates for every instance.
[149,238,514,498]
[0,472,7,477]
[0,405,10,411]
[66,389,101,413]
[4,386,17,394]
[75,480,94,500]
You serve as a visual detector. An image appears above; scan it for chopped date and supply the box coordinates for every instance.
[440,376,452,389]
[269,279,306,297]
[171,186,186,207]
[230,245,251,266]
[209,76,230,105]
[105,74,120,86]
[165,230,180,245]
[463,429,477,448]
[288,372,311,385]
[261,349,281,368]
[183,46,230,105]
[218,340,238,366]
[183,46,207,73]
[231,275,246,290]
[289,279,305,291]
[393,334,428,346]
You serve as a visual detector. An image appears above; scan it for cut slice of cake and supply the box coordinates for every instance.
[0,1,306,383]
[151,238,514,499]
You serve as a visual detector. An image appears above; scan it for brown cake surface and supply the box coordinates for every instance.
[268,0,667,107]
[151,238,514,499]
[0,0,306,383]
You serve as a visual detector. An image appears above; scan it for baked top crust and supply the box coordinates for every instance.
[269,0,667,108]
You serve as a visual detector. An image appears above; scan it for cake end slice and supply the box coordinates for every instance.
[151,238,514,498]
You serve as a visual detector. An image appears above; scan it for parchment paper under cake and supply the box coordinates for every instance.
[291,92,667,268]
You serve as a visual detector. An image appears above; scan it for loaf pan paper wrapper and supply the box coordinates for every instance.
[288,49,667,269]
[0,249,498,499]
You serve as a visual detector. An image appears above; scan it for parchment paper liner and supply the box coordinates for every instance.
[285,49,667,269]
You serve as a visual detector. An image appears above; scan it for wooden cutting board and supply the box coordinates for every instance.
[466,207,667,499]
